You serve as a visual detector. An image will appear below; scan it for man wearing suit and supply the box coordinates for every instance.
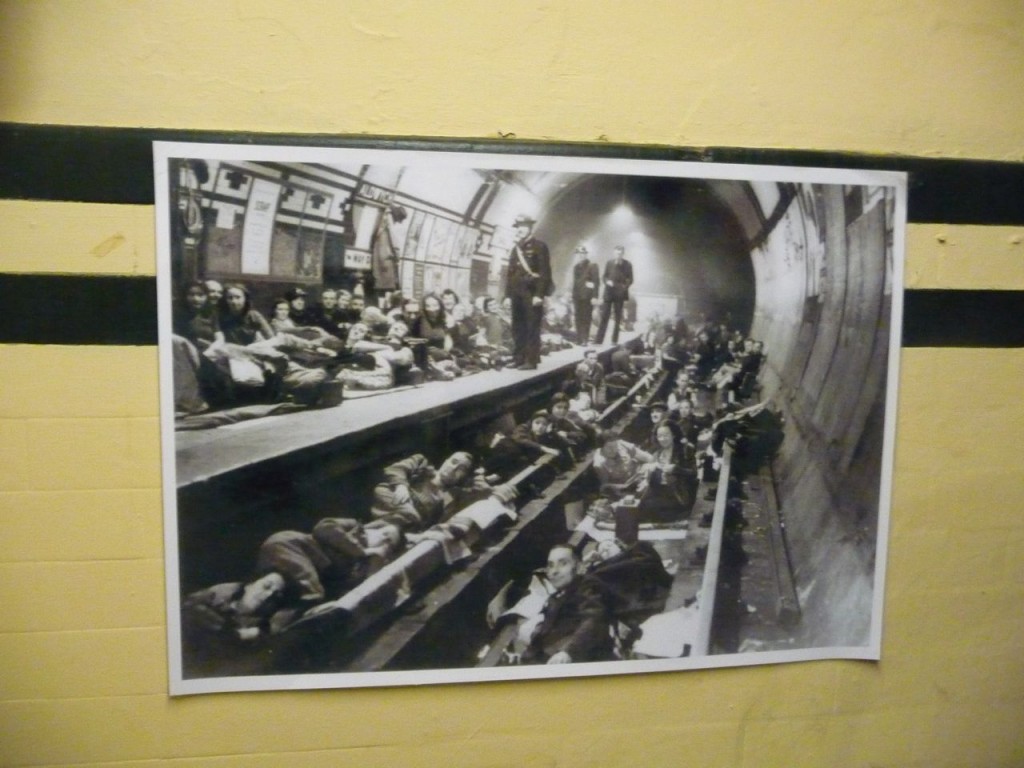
[570,244,600,344]
[504,214,554,369]
[596,245,633,344]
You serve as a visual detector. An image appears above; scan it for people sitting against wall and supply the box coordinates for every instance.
[215,283,341,406]
[370,451,511,533]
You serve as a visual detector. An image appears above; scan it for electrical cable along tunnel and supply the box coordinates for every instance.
[170,155,897,678]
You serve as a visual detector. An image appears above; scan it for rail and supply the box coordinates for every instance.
[691,443,732,656]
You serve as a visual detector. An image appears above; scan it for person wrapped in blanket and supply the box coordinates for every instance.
[181,517,403,644]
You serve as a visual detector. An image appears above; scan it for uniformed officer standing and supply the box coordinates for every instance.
[504,214,553,369]
[596,245,633,344]
[570,244,600,344]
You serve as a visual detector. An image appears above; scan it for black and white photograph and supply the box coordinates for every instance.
[155,142,906,695]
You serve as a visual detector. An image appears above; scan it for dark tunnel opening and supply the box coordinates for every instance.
[534,175,756,332]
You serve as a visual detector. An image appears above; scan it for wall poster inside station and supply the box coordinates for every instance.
[155,141,906,695]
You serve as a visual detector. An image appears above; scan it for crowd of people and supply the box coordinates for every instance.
[170,277,589,423]
[181,307,781,670]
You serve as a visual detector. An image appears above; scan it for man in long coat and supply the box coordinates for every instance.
[595,245,634,344]
[570,244,600,344]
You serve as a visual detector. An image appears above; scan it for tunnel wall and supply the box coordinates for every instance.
[750,186,893,646]
[2,3,1023,767]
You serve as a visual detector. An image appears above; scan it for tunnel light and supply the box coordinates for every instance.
[611,202,635,224]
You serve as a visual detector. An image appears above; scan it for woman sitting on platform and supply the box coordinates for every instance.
[218,283,274,346]
[173,281,224,351]
[171,281,229,413]
[410,293,461,379]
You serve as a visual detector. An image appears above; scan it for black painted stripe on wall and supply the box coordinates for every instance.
[0,274,1019,348]
[0,274,157,346]
[901,290,1024,348]
[2,122,1024,225]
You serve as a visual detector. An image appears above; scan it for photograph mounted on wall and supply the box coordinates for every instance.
[154,141,906,695]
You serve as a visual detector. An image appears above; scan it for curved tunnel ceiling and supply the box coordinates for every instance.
[304,162,782,333]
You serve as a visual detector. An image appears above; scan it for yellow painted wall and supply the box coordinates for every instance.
[1,2,1022,765]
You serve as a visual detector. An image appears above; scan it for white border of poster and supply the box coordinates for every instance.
[154,141,906,696]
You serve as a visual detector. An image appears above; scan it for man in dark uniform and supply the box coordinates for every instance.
[595,245,633,344]
[570,244,600,344]
[504,214,553,369]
